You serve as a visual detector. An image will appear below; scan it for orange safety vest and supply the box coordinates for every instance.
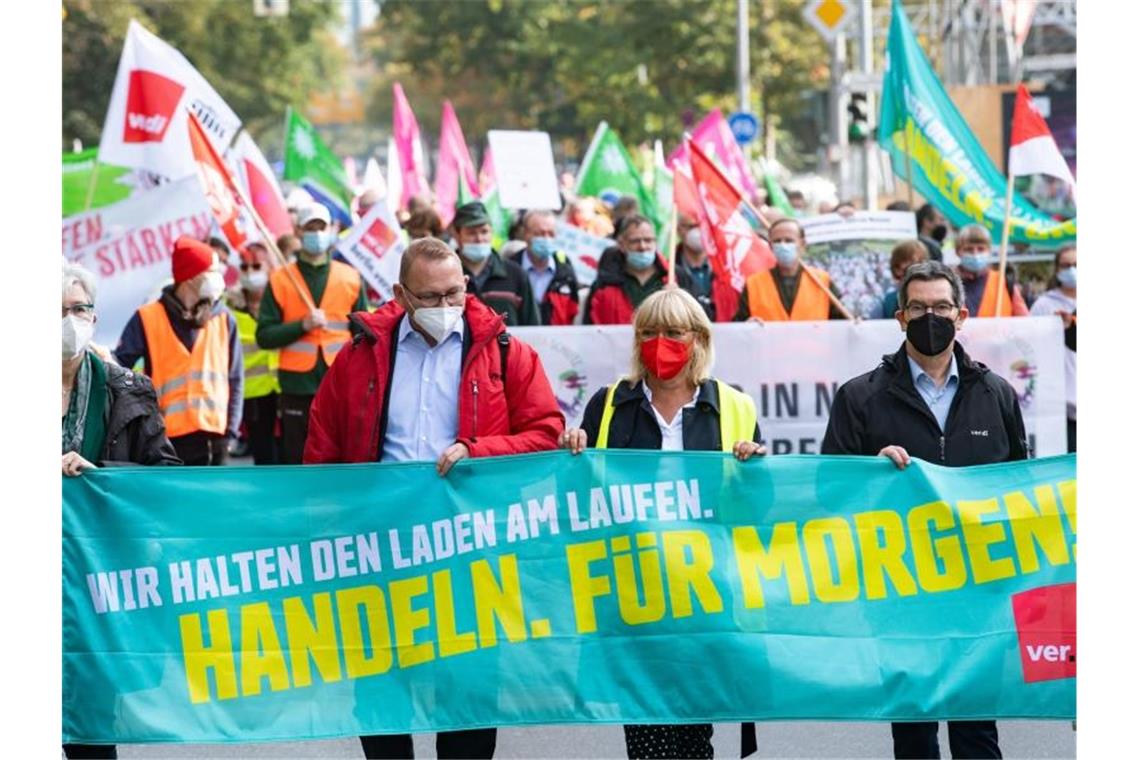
[745,266,831,321]
[138,301,230,438]
[976,270,1014,317]
[268,261,361,372]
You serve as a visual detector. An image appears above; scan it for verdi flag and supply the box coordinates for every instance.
[575,121,661,232]
[228,132,292,239]
[435,100,480,226]
[63,451,1074,743]
[879,0,1075,246]
[283,108,354,227]
[63,149,134,216]
[392,83,429,208]
[188,110,248,251]
[669,109,758,199]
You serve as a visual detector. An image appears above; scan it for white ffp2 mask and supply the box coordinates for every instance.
[412,306,463,343]
[63,315,94,360]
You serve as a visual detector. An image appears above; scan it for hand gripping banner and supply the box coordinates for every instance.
[63,451,1076,744]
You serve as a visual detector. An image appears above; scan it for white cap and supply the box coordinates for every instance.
[297,203,331,228]
[284,186,314,210]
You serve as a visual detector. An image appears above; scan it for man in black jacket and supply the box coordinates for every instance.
[452,201,540,326]
[821,260,1028,759]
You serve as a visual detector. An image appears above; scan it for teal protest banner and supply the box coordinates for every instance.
[879,0,1076,247]
[64,451,1076,744]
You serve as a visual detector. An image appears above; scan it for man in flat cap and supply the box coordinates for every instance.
[452,200,539,326]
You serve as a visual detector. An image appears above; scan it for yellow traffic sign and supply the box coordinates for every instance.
[803,0,855,41]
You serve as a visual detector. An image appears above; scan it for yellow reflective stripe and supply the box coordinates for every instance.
[594,381,621,449]
[715,380,758,453]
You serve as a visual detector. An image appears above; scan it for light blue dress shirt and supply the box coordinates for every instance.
[381,315,464,462]
[521,250,556,306]
[907,353,959,432]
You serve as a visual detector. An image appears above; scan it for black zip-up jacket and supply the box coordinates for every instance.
[580,378,762,451]
[821,342,1029,465]
[463,250,540,327]
[100,360,182,467]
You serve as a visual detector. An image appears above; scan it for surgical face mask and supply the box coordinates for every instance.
[241,270,269,291]
[462,242,492,262]
[197,271,226,303]
[683,228,705,253]
[626,250,657,271]
[529,237,556,260]
[411,305,464,343]
[1057,266,1076,289]
[772,241,799,267]
[62,315,94,360]
[959,252,991,274]
[301,230,332,255]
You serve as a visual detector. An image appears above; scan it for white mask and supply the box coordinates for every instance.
[241,270,269,290]
[684,228,705,253]
[412,305,464,343]
[198,271,226,303]
[63,315,94,360]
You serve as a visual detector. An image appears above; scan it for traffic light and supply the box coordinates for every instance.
[847,92,870,142]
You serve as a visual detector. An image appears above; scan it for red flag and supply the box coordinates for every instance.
[687,138,774,294]
[1009,83,1075,186]
[187,109,247,250]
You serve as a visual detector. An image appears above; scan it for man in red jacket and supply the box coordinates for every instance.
[303,237,564,759]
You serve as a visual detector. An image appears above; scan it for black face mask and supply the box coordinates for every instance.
[906,313,956,356]
[931,224,948,243]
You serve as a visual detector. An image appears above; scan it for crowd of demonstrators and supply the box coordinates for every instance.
[255,203,367,463]
[1030,244,1077,451]
[585,214,694,325]
[562,287,764,760]
[734,217,845,322]
[113,237,242,466]
[507,209,581,325]
[823,260,1029,760]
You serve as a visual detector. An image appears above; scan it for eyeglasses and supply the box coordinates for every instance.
[904,301,958,319]
[638,327,693,341]
[409,286,467,308]
[63,303,95,320]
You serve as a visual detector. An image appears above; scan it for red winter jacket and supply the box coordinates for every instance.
[303,295,564,464]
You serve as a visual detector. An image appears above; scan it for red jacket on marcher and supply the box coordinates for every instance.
[303,295,564,464]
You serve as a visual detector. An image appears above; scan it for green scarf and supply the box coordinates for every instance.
[62,351,108,463]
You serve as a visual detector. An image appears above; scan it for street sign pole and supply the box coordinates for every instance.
[736,0,751,168]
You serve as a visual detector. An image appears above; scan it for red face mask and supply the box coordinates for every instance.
[639,336,691,380]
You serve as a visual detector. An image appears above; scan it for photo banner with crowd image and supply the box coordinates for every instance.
[64,450,1075,744]
[513,319,1067,457]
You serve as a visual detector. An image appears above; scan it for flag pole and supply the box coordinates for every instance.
[994,171,1015,316]
[82,159,101,211]
[665,201,678,287]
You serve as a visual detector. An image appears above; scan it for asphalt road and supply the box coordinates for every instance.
[120,720,1074,758]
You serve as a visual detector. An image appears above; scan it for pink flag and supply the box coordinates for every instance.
[479,148,496,195]
[434,100,479,226]
[668,109,758,197]
[392,83,429,208]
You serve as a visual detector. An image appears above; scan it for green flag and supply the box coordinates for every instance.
[575,121,661,233]
[878,0,1074,247]
[762,172,797,217]
[283,108,354,225]
[63,149,133,217]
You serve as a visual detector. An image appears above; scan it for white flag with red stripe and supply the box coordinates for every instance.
[1008,83,1075,188]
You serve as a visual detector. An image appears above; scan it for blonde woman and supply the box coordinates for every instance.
[560,287,765,759]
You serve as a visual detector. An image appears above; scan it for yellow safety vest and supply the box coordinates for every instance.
[595,379,757,452]
[235,309,280,399]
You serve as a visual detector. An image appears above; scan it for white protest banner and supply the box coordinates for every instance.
[63,177,213,345]
[552,220,614,288]
[334,198,405,302]
[98,20,242,181]
[514,317,1066,457]
[486,130,561,209]
[800,210,918,245]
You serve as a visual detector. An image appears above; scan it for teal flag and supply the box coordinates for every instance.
[64,451,1076,744]
[879,0,1075,247]
[576,122,662,234]
[283,108,354,226]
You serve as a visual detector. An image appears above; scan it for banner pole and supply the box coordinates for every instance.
[82,159,101,212]
[994,171,1015,316]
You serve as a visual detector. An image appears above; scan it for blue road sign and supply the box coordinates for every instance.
[728,111,760,145]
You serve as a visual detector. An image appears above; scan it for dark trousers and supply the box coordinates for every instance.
[359,728,496,759]
[62,744,116,759]
[170,431,228,466]
[1067,418,1076,453]
[243,393,280,465]
[891,720,1001,759]
[279,393,314,464]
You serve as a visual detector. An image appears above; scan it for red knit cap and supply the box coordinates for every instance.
[171,236,216,284]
